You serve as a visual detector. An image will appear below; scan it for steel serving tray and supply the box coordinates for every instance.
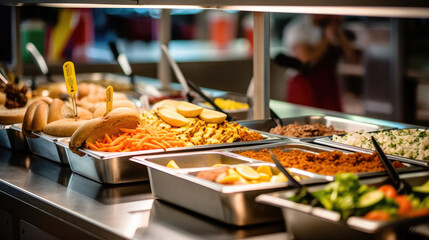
[26,132,69,165]
[0,124,28,150]
[56,131,281,184]
[314,128,429,167]
[256,171,429,240]
[223,141,423,179]
[193,92,252,120]
[237,115,392,142]
[58,139,149,184]
[130,151,331,226]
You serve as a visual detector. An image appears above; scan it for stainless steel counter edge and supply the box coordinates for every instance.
[0,153,155,239]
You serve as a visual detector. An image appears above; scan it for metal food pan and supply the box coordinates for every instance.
[131,151,258,173]
[25,132,68,165]
[315,129,429,167]
[223,141,422,179]
[57,139,149,184]
[237,115,392,142]
[130,154,331,226]
[57,132,281,184]
[0,124,28,150]
[256,171,429,239]
[193,92,252,120]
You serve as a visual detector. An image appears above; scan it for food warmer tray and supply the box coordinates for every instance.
[222,141,423,179]
[25,132,69,165]
[237,115,392,142]
[314,130,429,167]
[193,91,252,120]
[130,151,331,226]
[57,131,282,185]
[0,124,27,150]
[256,171,429,240]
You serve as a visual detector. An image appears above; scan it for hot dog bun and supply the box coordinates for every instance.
[43,118,87,137]
[92,100,138,118]
[69,107,140,153]
[48,98,64,123]
[32,101,49,132]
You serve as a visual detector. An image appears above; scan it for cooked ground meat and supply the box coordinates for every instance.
[270,121,346,138]
[4,84,28,109]
[235,148,406,176]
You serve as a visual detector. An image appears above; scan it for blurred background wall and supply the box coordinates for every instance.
[1,6,429,126]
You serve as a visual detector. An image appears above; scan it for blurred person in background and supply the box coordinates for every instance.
[279,14,357,112]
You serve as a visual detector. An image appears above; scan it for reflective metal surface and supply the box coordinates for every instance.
[0,147,287,239]
[0,124,27,150]
[131,151,330,226]
[257,171,429,240]
[58,130,281,184]
[0,101,427,239]
[25,132,68,165]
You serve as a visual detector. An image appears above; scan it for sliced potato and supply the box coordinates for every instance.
[176,102,203,117]
[199,108,227,124]
[158,108,190,127]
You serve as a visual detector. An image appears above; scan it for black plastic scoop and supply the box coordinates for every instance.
[371,136,412,195]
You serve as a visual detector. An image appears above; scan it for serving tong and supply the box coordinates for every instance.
[371,136,412,195]
[109,41,135,87]
[160,44,233,121]
[26,42,54,89]
[268,149,318,205]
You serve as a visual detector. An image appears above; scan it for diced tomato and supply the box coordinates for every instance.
[394,195,413,216]
[364,210,391,221]
[378,185,397,198]
[405,209,429,218]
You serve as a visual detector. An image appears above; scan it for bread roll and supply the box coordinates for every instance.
[0,106,27,124]
[70,107,140,152]
[77,82,90,98]
[44,118,87,137]
[32,101,49,132]
[23,99,44,131]
[92,100,138,118]
[48,98,64,123]
[61,102,93,120]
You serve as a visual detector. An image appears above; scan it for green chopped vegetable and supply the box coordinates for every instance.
[288,174,429,220]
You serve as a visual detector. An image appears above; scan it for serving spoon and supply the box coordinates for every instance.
[371,136,412,195]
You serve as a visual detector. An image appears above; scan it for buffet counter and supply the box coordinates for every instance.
[0,102,427,240]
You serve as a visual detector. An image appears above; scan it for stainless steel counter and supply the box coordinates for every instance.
[0,102,425,240]
[0,145,286,240]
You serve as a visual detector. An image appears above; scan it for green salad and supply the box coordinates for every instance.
[289,173,429,220]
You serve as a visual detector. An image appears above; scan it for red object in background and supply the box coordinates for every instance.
[208,11,236,49]
[286,74,316,107]
[210,18,229,48]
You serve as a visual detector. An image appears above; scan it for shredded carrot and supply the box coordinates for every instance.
[87,124,186,152]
